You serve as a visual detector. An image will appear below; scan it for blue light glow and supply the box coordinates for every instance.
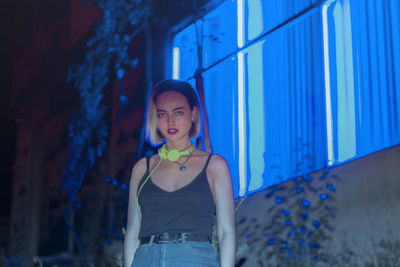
[171,23,198,80]
[322,0,336,166]
[238,51,247,196]
[301,199,311,208]
[268,237,275,245]
[247,41,265,192]
[326,183,336,192]
[301,212,309,220]
[312,220,321,228]
[247,0,263,41]
[173,47,180,79]
[282,209,291,216]
[237,0,244,48]
[333,0,356,162]
[275,197,284,204]
[320,193,328,200]
[202,57,239,196]
[296,187,304,193]
[202,0,237,69]
[170,0,400,197]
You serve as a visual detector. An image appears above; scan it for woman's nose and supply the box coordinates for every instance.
[167,114,176,124]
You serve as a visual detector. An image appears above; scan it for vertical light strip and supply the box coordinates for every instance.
[248,0,263,41]
[247,42,265,192]
[237,0,244,48]
[333,0,356,162]
[173,47,180,79]
[322,0,336,166]
[237,0,246,196]
[238,51,246,196]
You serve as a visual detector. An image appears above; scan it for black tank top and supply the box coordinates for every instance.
[138,154,216,238]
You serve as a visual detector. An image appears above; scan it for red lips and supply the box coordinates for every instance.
[167,128,178,135]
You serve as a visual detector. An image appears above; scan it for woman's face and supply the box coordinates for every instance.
[155,91,196,143]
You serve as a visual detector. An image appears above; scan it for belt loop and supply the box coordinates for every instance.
[149,235,155,246]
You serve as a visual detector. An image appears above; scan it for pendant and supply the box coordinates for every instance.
[179,165,187,172]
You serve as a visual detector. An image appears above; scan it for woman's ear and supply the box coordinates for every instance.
[191,106,198,122]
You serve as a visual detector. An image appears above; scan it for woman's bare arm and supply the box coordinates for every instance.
[209,155,236,267]
[123,157,147,267]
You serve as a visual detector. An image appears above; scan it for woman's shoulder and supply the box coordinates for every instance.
[133,156,147,169]
[130,155,155,182]
[206,153,229,172]
[205,153,231,183]
[210,153,226,165]
[130,157,147,179]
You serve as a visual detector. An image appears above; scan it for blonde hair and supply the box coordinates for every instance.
[146,79,202,145]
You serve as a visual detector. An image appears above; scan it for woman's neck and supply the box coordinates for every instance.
[166,139,193,151]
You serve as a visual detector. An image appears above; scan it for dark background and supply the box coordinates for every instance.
[0,1,16,218]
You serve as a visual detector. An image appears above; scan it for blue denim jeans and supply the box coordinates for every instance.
[131,241,219,267]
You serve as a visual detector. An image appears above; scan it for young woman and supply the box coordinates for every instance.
[123,79,236,267]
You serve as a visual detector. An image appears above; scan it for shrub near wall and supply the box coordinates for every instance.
[235,146,400,267]
[236,171,356,267]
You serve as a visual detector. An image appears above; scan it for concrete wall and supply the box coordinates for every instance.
[235,145,400,267]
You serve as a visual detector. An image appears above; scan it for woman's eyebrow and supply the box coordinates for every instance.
[157,107,185,112]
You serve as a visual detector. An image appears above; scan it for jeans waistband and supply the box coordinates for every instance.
[140,232,211,244]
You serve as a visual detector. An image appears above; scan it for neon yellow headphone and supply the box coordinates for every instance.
[158,144,195,162]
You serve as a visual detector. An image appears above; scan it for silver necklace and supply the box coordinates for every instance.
[174,148,195,172]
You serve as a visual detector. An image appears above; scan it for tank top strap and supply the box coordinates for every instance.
[203,153,213,172]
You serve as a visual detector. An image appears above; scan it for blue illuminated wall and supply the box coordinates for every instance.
[323,0,400,165]
[171,0,400,197]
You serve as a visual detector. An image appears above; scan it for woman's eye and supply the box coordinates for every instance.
[175,111,184,116]
[157,113,165,118]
